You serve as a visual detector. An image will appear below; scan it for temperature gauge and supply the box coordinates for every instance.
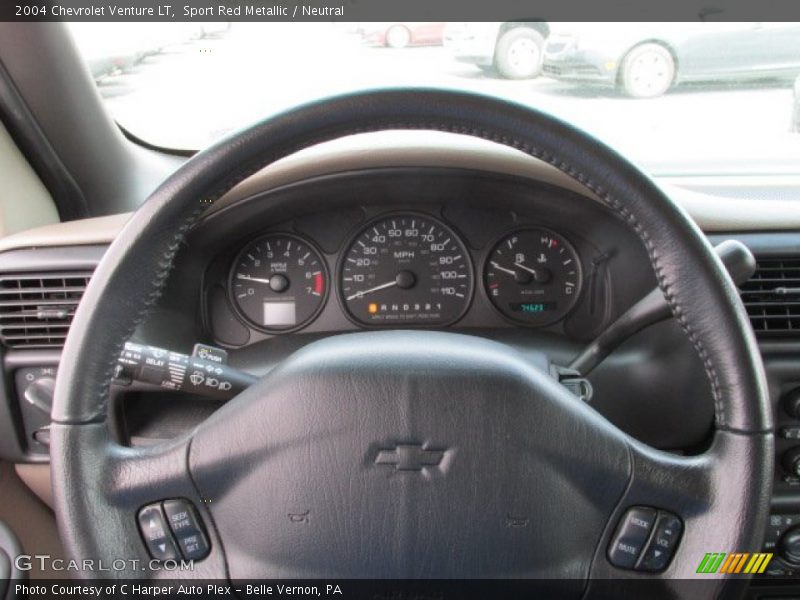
[484,229,582,326]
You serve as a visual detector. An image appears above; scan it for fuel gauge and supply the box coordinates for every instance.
[484,229,582,326]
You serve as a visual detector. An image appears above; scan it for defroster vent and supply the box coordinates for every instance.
[0,272,92,348]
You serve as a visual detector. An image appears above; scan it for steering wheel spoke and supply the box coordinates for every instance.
[102,436,194,508]
[586,430,773,593]
[50,422,227,579]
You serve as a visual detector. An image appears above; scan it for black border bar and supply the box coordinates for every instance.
[4,0,800,22]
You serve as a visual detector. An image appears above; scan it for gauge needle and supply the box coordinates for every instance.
[347,281,397,301]
[491,261,517,277]
[514,262,541,276]
[237,274,272,284]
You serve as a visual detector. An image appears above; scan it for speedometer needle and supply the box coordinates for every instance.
[346,281,397,301]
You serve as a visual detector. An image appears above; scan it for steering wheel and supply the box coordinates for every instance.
[50,90,772,598]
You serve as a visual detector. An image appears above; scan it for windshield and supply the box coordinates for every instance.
[68,22,800,176]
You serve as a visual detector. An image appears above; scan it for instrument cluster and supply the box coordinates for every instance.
[226,211,584,335]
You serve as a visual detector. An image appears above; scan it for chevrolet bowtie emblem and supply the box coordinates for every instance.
[375,444,445,471]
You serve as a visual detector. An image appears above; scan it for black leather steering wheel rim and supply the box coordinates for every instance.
[50,89,773,596]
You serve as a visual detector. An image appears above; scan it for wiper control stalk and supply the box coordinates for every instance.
[115,342,256,400]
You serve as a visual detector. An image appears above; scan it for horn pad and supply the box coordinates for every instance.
[189,331,631,585]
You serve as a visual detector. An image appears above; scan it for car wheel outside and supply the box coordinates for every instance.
[619,42,676,98]
[385,25,412,49]
[494,28,545,80]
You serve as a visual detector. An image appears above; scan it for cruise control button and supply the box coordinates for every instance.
[176,531,209,561]
[607,507,657,569]
[148,537,180,561]
[137,504,179,561]
[637,512,683,572]
[162,499,211,561]
[163,499,202,536]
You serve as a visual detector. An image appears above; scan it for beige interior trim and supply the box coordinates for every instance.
[0,121,60,238]
[14,463,53,508]
[215,131,800,233]
[0,131,796,256]
[216,131,605,207]
[664,184,799,232]
[0,212,130,254]
[0,461,64,578]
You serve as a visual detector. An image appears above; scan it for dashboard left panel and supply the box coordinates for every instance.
[0,244,106,462]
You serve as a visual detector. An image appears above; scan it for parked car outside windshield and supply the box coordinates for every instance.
[68,21,800,176]
[359,22,445,48]
[543,22,800,98]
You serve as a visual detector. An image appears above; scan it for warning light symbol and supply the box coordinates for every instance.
[368,303,379,314]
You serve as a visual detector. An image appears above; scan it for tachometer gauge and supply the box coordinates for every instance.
[340,214,473,326]
[484,229,582,326]
[230,234,327,332]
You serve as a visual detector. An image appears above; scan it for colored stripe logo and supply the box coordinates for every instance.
[696,552,772,574]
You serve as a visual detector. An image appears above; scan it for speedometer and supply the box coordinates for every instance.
[339,214,473,326]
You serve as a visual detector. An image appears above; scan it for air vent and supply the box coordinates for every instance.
[0,272,92,348]
[739,258,800,337]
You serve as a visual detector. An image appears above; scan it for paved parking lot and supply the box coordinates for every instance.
[94,24,799,173]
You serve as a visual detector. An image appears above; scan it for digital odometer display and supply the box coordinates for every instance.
[340,214,473,326]
[484,229,582,326]
[231,234,328,332]
[510,302,557,313]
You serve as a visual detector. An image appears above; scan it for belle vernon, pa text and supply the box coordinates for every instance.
[48,4,346,17]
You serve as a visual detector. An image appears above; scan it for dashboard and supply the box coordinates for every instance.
[229,215,580,333]
[0,134,797,592]
[115,166,708,455]
[191,168,656,350]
